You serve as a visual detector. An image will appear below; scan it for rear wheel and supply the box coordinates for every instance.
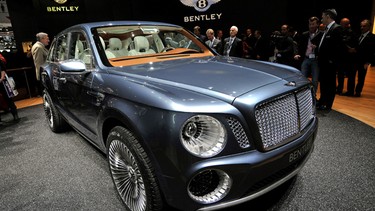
[42,90,68,132]
[107,126,163,211]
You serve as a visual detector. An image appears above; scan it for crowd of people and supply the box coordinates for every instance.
[194,8,375,111]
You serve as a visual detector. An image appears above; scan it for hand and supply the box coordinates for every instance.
[348,47,356,53]
[294,55,301,60]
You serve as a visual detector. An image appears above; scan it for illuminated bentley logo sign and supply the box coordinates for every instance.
[180,0,221,12]
[47,0,79,12]
[53,0,68,4]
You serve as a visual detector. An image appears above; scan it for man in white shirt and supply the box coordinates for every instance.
[222,26,242,57]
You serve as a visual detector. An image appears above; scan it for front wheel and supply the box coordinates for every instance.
[107,126,163,211]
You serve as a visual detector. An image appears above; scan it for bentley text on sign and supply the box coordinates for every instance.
[184,13,222,22]
[47,6,79,12]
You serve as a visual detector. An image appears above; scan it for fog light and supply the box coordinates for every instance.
[187,169,232,204]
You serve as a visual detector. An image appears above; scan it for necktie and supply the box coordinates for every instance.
[318,27,328,50]
[359,34,365,44]
[230,38,234,45]
[210,38,214,47]
[226,38,234,56]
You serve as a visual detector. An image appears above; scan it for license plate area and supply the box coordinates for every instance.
[288,136,313,163]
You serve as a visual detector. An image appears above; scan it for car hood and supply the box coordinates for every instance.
[118,56,301,101]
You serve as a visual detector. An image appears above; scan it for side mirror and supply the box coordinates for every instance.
[60,60,86,72]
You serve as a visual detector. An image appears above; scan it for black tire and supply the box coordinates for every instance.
[107,126,163,211]
[42,90,69,133]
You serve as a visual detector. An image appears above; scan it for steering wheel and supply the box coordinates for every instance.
[161,46,175,52]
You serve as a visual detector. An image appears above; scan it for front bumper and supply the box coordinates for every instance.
[198,137,314,211]
[165,117,318,211]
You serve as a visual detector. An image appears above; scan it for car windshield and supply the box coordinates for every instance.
[94,25,213,67]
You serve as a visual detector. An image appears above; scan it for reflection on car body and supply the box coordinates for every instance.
[41,21,318,211]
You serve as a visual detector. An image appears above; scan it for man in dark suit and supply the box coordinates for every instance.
[345,19,375,97]
[205,28,222,54]
[253,29,269,61]
[222,26,243,58]
[337,17,357,95]
[242,28,256,59]
[316,9,345,111]
[193,26,207,42]
[274,24,296,67]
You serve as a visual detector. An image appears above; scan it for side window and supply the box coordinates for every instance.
[48,35,68,62]
[67,32,94,69]
[46,40,56,62]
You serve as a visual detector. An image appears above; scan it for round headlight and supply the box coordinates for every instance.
[180,115,227,158]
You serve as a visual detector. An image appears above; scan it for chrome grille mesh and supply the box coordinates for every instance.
[227,117,250,148]
[255,88,314,150]
[296,89,314,130]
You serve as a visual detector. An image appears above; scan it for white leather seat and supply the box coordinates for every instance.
[99,36,105,49]
[74,39,92,66]
[99,36,115,59]
[75,40,84,59]
[128,36,156,56]
[122,37,132,52]
[105,37,128,58]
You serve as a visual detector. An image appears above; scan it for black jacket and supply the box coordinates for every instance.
[297,30,323,58]
[356,32,375,65]
[317,22,345,65]
[222,37,243,57]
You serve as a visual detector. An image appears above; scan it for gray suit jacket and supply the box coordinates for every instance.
[205,38,222,54]
[31,41,49,81]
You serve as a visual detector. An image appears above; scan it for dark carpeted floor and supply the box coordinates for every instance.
[1,105,374,211]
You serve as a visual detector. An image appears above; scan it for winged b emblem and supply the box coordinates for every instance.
[180,0,221,12]
[54,0,68,4]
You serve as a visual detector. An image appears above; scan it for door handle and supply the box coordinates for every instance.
[87,90,105,103]
[58,78,67,83]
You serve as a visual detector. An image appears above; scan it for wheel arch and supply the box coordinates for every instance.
[100,107,171,208]
[99,107,138,150]
[98,105,171,206]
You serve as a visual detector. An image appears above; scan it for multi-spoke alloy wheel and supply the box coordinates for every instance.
[107,126,163,211]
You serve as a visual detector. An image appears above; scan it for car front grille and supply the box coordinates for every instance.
[227,117,250,148]
[255,87,314,150]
